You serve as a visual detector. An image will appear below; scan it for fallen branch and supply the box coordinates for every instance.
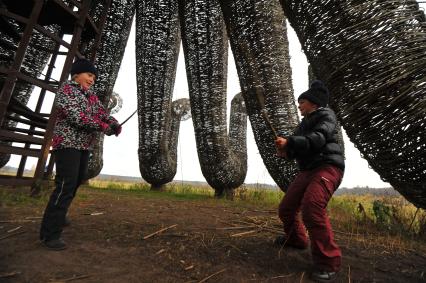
[299,272,305,283]
[269,273,294,279]
[0,220,33,223]
[143,224,178,240]
[0,230,25,241]
[82,212,104,216]
[198,268,226,283]
[0,271,21,279]
[230,230,257,237]
[25,216,42,220]
[50,274,90,282]
[216,225,255,230]
[7,226,22,233]
[333,230,361,236]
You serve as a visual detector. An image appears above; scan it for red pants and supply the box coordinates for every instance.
[278,165,343,272]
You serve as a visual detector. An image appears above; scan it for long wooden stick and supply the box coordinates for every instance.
[143,224,178,240]
[50,274,91,282]
[230,230,257,237]
[198,268,226,283]
[0,231,25,241]
[0,272,21,279]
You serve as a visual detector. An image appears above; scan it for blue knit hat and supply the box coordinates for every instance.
[298,80,329,107]
[70,59,98,78]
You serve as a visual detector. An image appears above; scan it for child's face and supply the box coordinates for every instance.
[298,99,318,117]
[74,72,96,90]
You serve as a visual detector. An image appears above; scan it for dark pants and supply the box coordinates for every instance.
[278,165,343,272]
[40,149,90,241]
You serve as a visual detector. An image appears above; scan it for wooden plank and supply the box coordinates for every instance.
[5,114,47,129]
[4,127,45,137]
[0,129,45,145]
[0,177,34,187]
[0,144,41,157]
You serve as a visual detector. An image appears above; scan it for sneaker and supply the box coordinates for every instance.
[310,270,337,282]
[274,235,308,250]
[41,238,67,251]
[63,216,71,227]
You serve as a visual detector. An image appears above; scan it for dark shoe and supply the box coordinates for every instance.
[274,235,308,250]
[41,238,67,251]
[63,216,71,227]
[310,270,337,282]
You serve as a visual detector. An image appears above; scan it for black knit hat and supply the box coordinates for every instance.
[70,58,98,78]
[298,80,329,107]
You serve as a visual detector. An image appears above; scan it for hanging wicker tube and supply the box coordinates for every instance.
[281,0,426,208]
[219,0,299,191]
[85,0,136,179]
[179,0,247,197]
[135,0,182,189]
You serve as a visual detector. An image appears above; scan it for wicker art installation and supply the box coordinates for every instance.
[281,0,426,208]
[135,0,298,195]
[2,0,424,207]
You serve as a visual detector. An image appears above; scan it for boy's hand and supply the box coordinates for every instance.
[275,137,289,159]
[274,137,288,149]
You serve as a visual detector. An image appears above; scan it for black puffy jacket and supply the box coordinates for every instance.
[286,107,345,171]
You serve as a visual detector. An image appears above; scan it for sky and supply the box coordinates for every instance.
[98,21,390,189]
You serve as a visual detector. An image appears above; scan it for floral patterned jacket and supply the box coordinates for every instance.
[51,80,117,151]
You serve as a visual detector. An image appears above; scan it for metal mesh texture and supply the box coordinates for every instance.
[281,0,426,208]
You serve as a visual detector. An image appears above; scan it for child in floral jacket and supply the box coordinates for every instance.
[40,59,121,250]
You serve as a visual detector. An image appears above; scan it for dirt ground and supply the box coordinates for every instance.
[0,186,425,283]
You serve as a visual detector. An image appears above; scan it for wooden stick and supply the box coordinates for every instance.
[0,231,25,241]
[408,207,420,233]
[0,271,21,279]
[348,265,351,283]
[7,226,22,233]
[269,273,294,279]
[50,274,91,282]
[216,225,256,230]
[198,268,226,283]
[143,224,178,240]
[230,230,257,237]
[0,220,32,223]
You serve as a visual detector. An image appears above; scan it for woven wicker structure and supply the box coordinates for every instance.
[0,25,59,167]
[84,0,136,178]
[180,0,247,197]
[135,0,297,195]
[281,0,426,208]
[220,0,299,190]
[5,0,423,206]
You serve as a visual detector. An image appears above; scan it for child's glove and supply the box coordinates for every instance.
[110,122,122,136]
[104,123,121,136]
